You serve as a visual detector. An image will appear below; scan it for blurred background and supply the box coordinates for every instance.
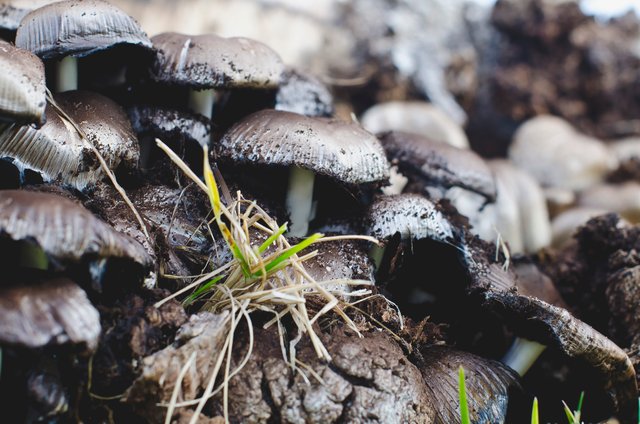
[94,0,640,159]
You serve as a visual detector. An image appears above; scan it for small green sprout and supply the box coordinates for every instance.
[459,366,471,424]
[531,397,539,424]
[562,391,584,424]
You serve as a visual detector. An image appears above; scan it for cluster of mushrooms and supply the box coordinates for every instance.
[1,0,640,423]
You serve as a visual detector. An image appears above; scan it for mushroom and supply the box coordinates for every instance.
[216,109,390,237]
[418,346,523,423]
[361,101,470,149]
[275,67,334,117]
[0,1,54,41]
[15,0,152,92]
[578,182,640,224]
[501,259,568,376]
[508,115,618,191]
[149,32,284,120]
[487,159,551,254]
[0,90,139,190]
[0,39,46,125]
[378,130,496,202]
[458,236,638,420]
[0,276,100,350]
[0,190,153,289]
[0,273,101,422]
[365,193,455,268]
[127,104,210,169]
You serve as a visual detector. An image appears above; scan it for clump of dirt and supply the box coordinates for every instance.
[468,0,640,156]
[537,214,632,335]
[222,325,436,424]
[87,289,187,409]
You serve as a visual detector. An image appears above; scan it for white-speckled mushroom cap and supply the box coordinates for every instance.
[150,32,284,90]
[365,193,454,242]
[216,109,390,185]
[15,0,152,60]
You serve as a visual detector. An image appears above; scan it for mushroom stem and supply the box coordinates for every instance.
[188,89,217,120]
[501,337,547,376]
[18,241,48,270]
[56,56,78,92]
[286,166,315,237]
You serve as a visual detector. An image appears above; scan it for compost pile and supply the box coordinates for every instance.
[2,0,640,423]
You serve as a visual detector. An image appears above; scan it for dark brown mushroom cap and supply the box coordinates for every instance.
[378,130,496,201]
[150,32,284,90]
[419,346,522,423]
[0,190,151,270]
[461,237,638,420]
[0,90,139,190]
[275,68,334,117]
[216,109,390,185]
[0,277,100,350]
[128,104,210,147]
[365,193,454,242]
[0,40,46,125]
[15,0,152,60]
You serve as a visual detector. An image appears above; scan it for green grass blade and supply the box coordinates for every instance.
[219,223,251,278]
[258,224,287,254]
[256,233,323,276]
[185,275,225,304]
[575,391,584,422]
[562,400,575,424]
[458,366,470,424]
[531,397,539,424]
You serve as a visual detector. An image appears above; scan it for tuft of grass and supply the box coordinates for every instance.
[154,139,382,423]
[562,391,584,424]
[531,397,539,424]
[459,366,471,424]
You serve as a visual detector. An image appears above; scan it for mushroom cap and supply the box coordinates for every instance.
[0,90,139,190]
[275,67,334,117]
[150,32,284,90]
[15,0,152,60]
[216,109,390,185]
[489,159,551,254]
[461,236,638,420]
[0,190,151,270]
[379,130,496,201]
[0,40,46,125]
[361,101,469,149]
[508,115,617,190]
[0,277,100,350]
[419,346,522,423]
[365,193,454,242]
[578,182,640,224]
[128,104,210,148]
